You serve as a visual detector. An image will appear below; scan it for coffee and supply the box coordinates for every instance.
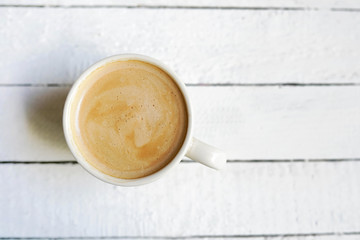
[69,60,188,179]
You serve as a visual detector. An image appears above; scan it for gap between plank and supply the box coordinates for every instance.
[0,4,360,12]
[0,83,360,88]
[1,158,359,164]
[187,83,360,87]
[2,231,360,239]
[0,5,321,10]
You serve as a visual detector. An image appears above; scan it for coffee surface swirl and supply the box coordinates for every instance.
[70,60,188,179]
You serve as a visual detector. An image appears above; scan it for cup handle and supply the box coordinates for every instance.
[185,137,227,170]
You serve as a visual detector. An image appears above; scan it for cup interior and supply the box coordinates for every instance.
[63,54,193,186]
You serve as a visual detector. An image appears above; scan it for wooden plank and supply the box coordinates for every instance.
[0,0,359,9]
[1,162,360,237]
[1,9,360,85]
[1,236,358,240]
[1,86,360,161]
[40,237,360,240]
[0,87,74,161]
[24,237,360,240]
[62,237,360,240]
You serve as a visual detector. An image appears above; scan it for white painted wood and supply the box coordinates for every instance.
[1,86,360,161]
[1,162,360,237]
[66,237,360,240]
[0,87,74,161]
[0,0,359,9]
[54,234,359,240]
[271,237,360,240]
[1,8,360,85]
[50,237,360,240]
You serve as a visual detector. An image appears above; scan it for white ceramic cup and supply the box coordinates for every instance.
[63,54,227,186]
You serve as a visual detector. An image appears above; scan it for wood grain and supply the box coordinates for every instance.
[0,86,359,161]
[1,162,360,237]
[0,0,359,9]
[1,8,360,85]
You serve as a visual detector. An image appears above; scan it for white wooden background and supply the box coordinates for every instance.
[1,0,360,239]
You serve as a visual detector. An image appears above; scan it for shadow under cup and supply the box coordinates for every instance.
[63,54,193,186]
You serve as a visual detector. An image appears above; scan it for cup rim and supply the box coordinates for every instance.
[63,54,193,186]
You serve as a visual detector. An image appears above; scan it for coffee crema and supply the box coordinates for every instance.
[69,60,188,179]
